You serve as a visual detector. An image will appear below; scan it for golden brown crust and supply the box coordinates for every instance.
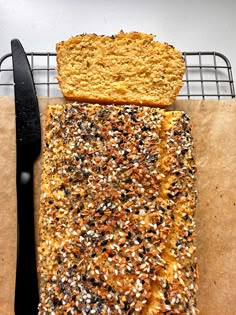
[56,31,185,107]
[142,111,198,315]
[58,95,173,108]
[38,103,197,315]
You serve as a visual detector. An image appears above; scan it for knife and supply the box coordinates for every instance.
[11,39,41,315]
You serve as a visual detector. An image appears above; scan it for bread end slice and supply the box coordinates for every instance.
[56,31,185,107]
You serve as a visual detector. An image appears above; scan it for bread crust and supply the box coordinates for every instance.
[38,103,198,315]
[60,95,175,108]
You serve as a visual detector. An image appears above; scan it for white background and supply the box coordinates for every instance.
[1,0,236,95]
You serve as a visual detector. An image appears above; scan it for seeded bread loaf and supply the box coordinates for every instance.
[56,31,185,107]
[38,103,198,314]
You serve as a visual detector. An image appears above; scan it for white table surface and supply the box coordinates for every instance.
[1,0,236,96]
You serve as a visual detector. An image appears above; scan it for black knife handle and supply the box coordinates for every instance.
[15,163,39,315]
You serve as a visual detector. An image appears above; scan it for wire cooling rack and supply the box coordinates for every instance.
[0,51,235,99]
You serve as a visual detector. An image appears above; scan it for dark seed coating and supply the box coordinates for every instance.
[38,103,198,315]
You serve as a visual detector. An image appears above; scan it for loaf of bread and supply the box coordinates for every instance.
[56,31,185,107]
[38,103,198,314]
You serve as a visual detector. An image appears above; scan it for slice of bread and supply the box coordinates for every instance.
[56,31,185,107]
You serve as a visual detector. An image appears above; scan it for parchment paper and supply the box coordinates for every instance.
[0,97,235,315]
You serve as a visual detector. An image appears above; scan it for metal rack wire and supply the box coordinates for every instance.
[0,51,235,99]
[182,52,235,99]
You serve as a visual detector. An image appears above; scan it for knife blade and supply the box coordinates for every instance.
[11,39,41,315]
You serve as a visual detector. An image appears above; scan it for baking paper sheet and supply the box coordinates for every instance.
[0,97,235,315]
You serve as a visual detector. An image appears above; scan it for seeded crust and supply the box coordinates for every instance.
[56,31,185,107]
[38,103,198,315]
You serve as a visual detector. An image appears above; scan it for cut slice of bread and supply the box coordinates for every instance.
[56,31,185,107]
